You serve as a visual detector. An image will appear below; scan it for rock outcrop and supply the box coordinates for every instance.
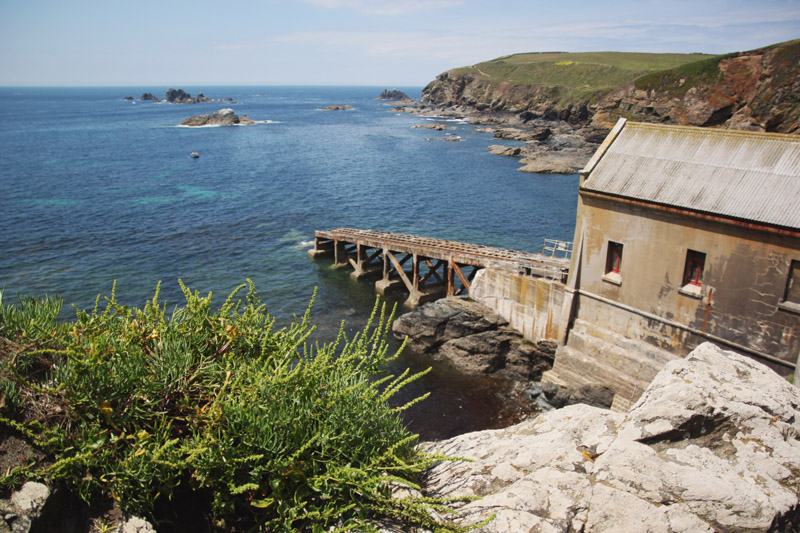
[321,104,353,110]
[378,89,411,101]
[392,298,554,380]
[165,88,192,103]
[180,108,250,127]
[421,342,800,531]
[139,92,158,101]
[412,123,455,131]
[591,42,800,133]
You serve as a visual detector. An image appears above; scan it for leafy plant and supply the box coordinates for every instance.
[0,281,476,531]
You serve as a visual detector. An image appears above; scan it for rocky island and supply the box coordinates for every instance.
[135,88,237,104]
[377,88,412,101]
[180,108,255,126]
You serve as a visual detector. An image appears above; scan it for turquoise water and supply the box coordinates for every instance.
[0,86,579,439]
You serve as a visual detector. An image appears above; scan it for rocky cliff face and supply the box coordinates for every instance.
[422,70,590,124]
[593,42,800,133]
[421,40,800,135]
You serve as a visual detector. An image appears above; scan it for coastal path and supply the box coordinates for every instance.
[309,228,571,308]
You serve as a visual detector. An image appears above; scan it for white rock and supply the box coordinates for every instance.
[10,482,49,518]
[419,342,800,531]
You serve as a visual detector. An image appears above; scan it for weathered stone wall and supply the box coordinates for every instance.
[470,269,566,343]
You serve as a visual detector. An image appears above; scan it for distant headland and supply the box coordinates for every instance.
[396,38,800,174]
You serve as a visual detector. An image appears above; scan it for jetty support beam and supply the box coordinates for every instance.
[307,235,335,259]
[350,245,383,280]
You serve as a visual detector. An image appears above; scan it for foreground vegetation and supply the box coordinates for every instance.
[0,281,472,531]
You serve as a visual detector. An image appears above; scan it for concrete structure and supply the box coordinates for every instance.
[309,228,569,308]
[543,119,800,408]
[470,269,567,343]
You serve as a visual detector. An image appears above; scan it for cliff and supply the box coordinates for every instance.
[420,40,800,135]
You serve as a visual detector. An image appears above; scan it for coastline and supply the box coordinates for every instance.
[395,99,605,175]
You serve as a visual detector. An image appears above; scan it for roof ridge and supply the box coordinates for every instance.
[627,121,800,142]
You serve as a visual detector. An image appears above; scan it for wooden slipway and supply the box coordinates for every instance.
[309,228,570,308]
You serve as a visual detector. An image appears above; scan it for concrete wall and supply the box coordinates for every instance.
[470,269,566,342]
[570,192,800,372]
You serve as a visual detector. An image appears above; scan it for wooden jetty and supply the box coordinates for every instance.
[309,228,571,308]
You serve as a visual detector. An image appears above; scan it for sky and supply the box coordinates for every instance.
[1,0,799,87]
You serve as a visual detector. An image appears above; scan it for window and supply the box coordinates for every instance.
[603,241,623,284]
[780,260,800,313]
[680,250,706,297]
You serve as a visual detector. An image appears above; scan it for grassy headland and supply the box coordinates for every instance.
[449,51,716,103]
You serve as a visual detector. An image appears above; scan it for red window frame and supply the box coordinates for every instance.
[606,241,623,274]
[684,250,706,287]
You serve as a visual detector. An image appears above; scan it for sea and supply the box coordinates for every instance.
[0,86,579,440]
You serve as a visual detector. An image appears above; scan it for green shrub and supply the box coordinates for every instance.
[0,281,473,531]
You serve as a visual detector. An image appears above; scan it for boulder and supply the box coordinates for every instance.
[392,297,508,354]
[517,155,579,174]
[0,482,49,532]
[180,108,242,127]
[538,382,615,409]
[487,145,523,157]
[412,123,453,131]
[392,298,554,380]
[421,343,800,531]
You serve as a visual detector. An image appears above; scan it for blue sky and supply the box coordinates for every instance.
[1,0,798,86]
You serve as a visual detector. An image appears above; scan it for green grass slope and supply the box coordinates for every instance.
[453,51,715,91]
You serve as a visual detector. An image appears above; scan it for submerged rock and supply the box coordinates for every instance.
[421,342,800,531]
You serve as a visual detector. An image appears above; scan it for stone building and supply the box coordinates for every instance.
[542,119,800,409]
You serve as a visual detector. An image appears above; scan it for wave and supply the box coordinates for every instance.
[420,115,467,123]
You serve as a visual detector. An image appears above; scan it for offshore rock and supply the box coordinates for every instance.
[378,89,411,101]
[180,108,242,126]
[392,297,553,380]
[165,87,195,103]
[421,342,800,531]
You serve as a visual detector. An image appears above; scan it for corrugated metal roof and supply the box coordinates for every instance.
[581,120,800,230]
